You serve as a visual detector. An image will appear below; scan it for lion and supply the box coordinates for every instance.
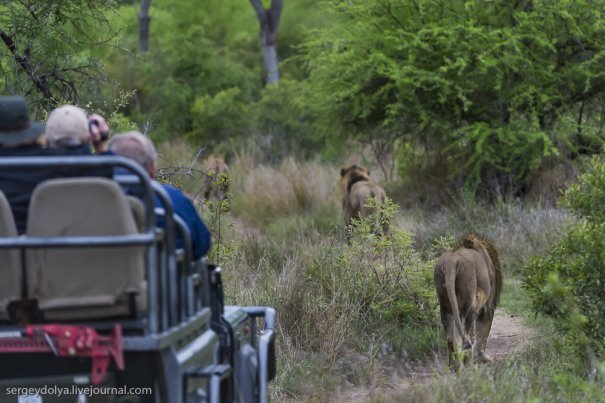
[433,234,503,370]
[203,153,230,201]
[339,164,388,234]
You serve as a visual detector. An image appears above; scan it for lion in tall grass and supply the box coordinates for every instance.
[339,164,388,234]
[433,234,503,370]
[203,153,230,201]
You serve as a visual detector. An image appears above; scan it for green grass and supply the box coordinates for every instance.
[499,278,532,317]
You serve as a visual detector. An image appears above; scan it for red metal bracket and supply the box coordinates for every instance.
[0,324,124,384]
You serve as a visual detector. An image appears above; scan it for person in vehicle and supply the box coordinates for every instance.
[108,131,211,259]
[0,96,53,233]
[45,104,111,155]
[44,104,115,181]
[88,113,111,153]
[0,98,113,233]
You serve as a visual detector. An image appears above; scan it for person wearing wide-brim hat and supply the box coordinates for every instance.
[0,96,45,147]
[0,96,53,234]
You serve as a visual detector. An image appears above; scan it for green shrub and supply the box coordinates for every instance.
[524,157,605,352]
[225,197,439,360]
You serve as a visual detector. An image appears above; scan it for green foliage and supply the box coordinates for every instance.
[104,0,331,158]
[303,0,605,192]
[105,0,260,141]
[0,1,121,114]
[249,79,323,160]
[524,157,605,352]
[188,78,324,161]
[385,328,605,402]
[204,197,235,267]
[189,88,249,147]
[563,157,605,221]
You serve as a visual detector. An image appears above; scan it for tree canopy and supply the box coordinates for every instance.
[302,0,605,191]
[0,1,119,113]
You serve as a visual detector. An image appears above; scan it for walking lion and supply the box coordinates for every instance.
[433,234,503,370]
[203,153,230,201]
[339,164,388,234]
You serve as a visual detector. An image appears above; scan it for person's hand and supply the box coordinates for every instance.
[88,113,110,153]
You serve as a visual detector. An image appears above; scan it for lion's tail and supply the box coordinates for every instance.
[444,259,466,348]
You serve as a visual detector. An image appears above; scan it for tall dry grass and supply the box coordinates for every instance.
[230,156,340,228]
[398,198,572,272]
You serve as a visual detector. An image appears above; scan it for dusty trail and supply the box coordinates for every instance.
[485,308,528,362]
[332,308,530,402]
[402,308,528,384]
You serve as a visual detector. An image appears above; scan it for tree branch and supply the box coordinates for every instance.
[0,29,55,104]
[249,0,268,28]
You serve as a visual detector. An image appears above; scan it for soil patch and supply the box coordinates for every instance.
[330,308,530,402]
[402,307,529,385]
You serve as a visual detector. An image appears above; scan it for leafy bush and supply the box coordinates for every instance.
[524,157,605,352]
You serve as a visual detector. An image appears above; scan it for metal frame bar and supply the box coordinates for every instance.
[153,183,179,330]
[241,306,276,403]
[173,214,193,319]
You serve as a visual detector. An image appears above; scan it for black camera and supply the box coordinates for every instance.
[89,119,109,142]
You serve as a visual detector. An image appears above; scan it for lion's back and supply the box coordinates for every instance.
[434,247,485,283]
[347,181,385,211]
[204,154,229,175]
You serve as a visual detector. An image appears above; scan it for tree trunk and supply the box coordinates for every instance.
[249,0,283,84]
[139,0,152,52]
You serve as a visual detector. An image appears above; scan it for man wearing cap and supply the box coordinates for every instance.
[45,104,111,156]
[0,96,52,233]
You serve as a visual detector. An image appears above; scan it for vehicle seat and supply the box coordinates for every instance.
[26,178,147,321]
[127,195,146,232]
[0,191,21,320]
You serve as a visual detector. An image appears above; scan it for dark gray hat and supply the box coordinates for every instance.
[0,96,44,146]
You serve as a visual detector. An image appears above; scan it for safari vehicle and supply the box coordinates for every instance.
[0,155,276,402]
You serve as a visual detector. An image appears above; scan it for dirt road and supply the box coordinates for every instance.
[332,308,529,402]
[402,308,528,384]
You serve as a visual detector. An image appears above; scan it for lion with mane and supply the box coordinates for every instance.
[433,234,503,370]
[339,164,388,234]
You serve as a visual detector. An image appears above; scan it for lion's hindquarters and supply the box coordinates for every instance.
[435,249,492,369]
[475,289,488,312]
[339,165,389,237]
[348,182,387,228]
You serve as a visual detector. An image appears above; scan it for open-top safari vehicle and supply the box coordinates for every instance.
[0,155,276,402]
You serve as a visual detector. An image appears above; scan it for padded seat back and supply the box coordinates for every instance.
[127,195,146,233]
[26,178,146,320]
[0,191,20,320]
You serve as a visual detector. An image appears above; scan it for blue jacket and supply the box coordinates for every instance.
[155,184,211,259]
